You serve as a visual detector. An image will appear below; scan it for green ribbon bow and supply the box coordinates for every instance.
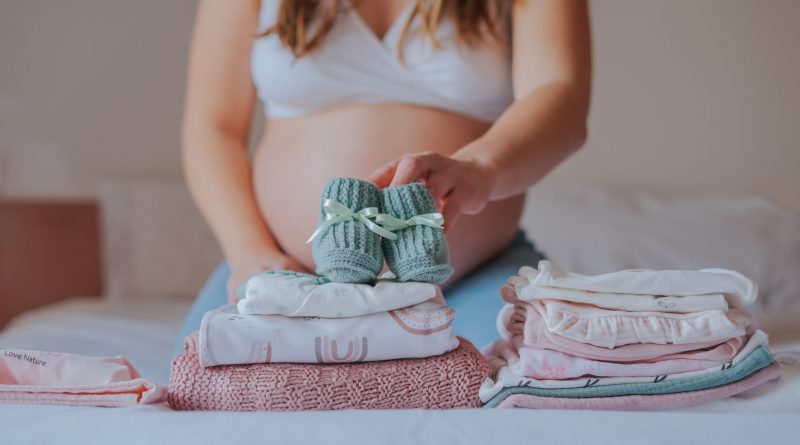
[373,212,445,232]
[306,199,398,243]
[306,199,445,244]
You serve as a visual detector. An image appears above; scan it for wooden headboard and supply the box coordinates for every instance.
[0,200,103,329]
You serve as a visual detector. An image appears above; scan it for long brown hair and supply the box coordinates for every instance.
[262,0,505,63]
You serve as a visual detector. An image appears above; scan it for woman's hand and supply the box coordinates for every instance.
[226,250,309,303]
[369,151,498,231]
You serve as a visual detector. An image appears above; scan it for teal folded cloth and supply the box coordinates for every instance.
[311,178,383,284]
[483,345,775,408]
[380,183,453,284]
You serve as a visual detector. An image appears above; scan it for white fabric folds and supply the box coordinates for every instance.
[531,299,753,349]
[505,261,758,313]
[237,270,439,318]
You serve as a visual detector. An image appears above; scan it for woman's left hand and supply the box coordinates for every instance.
[368,151,497,231]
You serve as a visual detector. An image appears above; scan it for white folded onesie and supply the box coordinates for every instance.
[237,270,440,318]
[504,261,758,313]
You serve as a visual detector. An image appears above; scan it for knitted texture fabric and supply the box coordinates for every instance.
[380,183,453,283]
[312,178,383,283]
[168,335,490,411]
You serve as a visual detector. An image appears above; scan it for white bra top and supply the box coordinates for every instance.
[252,0,514,123]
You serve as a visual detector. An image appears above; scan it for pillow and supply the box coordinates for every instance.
[521,185,800,312]
[98,180,222,301]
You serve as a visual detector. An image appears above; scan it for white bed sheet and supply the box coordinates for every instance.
[2,405,799,445]
[0,297,190,386]
[1,298,799,445]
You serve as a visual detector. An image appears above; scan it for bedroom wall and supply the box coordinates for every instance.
[1,0,799,211]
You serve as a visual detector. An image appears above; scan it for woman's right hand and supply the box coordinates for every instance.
[226,250,309,303]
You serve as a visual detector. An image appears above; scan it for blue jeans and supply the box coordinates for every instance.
[173,231,546,356]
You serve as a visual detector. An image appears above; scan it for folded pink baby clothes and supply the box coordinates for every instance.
[0,347,164,407]
[500,303,746,363]
[492,362,781,410]
[169,333,491,411]
[527,299,753,348]
[486,339,726,380]
[480,331,769,398]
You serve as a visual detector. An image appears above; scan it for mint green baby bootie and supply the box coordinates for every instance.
[380,183,453,283]
[311,177,383,284]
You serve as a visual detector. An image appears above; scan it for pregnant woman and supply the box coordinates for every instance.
[176,0,591,350]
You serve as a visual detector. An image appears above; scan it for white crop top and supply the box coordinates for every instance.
[251,0,514,123]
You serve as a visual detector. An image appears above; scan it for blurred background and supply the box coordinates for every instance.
[2,0,798,208]
[1,1,799,336]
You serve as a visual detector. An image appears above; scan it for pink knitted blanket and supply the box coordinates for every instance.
[168,334,491,411]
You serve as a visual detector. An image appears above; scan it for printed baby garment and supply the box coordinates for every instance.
[0,348,164,407]
[200,298,459,367]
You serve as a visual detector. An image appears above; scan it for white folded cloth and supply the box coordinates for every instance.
[237,270,439,318]
[505,261,758,313]
[201,297,459,367]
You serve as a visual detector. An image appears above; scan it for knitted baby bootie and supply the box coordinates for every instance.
[311,177,384,283]
[380,183,453,283]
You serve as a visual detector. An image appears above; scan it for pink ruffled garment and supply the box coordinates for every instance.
[169,333,491,411]
[500,304,746,363]
[493,362,781,410]
[0,347,164,407]
[527,299,753,349]
[486,339,726,380]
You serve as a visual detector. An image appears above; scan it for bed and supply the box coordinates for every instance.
[2,183,799,444]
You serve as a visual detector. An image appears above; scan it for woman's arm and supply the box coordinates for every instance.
[371,0,591,229]
[183,0,305,300]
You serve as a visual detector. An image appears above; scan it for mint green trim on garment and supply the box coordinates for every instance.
[258,269,331,284]
[483,346,775,408]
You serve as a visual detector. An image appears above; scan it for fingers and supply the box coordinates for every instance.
[370,153,449,189]
[388,155,426,187]
[390,152,448,187]
[441,188,468,232]
[425,173,456,207]
[368,161,398,189]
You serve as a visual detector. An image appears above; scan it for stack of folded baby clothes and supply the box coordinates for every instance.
[169,178,491,411]
[479,261,781,410]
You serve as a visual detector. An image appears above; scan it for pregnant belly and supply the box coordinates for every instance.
[253,104,524,283]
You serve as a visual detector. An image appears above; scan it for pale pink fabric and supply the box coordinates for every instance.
[486,339,726,380]
[169,333,491,411]
[0,347,164,407]
[494,362,781,410]
[528,299,752,348]
[500,304,746,363]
